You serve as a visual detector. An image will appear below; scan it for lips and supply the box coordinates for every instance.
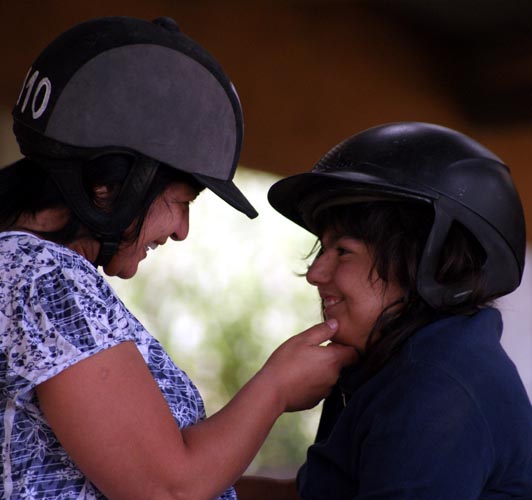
[144,242,159,252]
[321,294,343,317]
[323,296,342,308]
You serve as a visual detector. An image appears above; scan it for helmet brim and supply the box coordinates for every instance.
[5,155,258,220]
[268,171,430,233]
[193,172,258,219]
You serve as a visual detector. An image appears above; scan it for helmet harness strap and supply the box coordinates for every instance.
[35,154,159,267]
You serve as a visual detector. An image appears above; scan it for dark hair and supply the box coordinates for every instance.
[311,201,490,379]
[0,155,204,247]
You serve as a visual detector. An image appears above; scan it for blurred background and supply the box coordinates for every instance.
[1,0,532,477]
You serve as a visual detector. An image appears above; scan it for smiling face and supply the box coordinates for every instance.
[102,182,199,279]
[306,230,404,350]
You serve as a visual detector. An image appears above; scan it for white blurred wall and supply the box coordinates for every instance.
[499,250,532,400]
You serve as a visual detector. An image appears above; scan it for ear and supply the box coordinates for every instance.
[93,185,111,197]
[92,185,114,210]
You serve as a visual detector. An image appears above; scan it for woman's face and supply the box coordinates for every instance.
[306,230,404,350]
[103,182,198,279]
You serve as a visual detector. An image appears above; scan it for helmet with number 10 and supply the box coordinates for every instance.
[11,16,257,264]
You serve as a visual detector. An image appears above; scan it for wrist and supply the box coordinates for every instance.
[247,367,286,416]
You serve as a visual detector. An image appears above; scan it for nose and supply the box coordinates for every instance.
[306,251,331,286]
[171,208,190,241]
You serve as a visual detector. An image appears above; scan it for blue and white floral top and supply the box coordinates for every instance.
[0,232,236,500]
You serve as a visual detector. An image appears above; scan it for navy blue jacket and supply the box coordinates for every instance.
[298,308,532,499]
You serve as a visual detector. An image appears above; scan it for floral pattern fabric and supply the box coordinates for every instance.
[0,232,236,500]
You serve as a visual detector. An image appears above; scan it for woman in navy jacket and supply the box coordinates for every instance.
[237,122,532,500]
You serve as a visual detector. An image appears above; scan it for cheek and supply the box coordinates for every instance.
[343,278,393,324]
[103,242,145,277]
[120,241,144,259]
[381,280,405,309]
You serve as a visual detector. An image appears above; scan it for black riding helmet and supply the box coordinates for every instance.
[10,15,257,266]
[268,122,526,309]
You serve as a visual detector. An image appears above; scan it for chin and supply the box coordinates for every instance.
[331,338,353,348]
[102,263,138,279]
[331,326,363,350]
[330,330,350,346]
[118,267,139,279]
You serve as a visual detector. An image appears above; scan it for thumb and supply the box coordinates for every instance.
[301,319,338,345]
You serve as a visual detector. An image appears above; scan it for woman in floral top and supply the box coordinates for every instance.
[0,15,356,500]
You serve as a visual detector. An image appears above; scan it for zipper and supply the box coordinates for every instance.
[341,389,347,408]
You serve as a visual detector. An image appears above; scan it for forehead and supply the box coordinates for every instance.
[320,228,364,247]
[313,204,362,235]
[316,213,363,244]
[163,181,200,201]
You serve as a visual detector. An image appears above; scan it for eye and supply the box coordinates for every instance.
[337,247,348,256]
[335,236,363,256]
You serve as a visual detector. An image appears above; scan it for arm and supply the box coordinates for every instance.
[234,476,299,500]
[37,321,357,500]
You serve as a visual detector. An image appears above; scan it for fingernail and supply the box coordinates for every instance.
[326,319,338,330]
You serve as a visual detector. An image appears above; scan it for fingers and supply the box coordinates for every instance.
[260,320,359,413]
[325,341,359,367]
[294,320,358,367]
[299,319,338,346]
[292,320,359,374]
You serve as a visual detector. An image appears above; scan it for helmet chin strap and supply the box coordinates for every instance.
[15,122,161,266]
[35,154,160,267]
[95,240,122,268]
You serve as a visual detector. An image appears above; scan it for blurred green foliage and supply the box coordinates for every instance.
[108,167,324,476]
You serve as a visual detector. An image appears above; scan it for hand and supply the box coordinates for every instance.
[257,320,358,412]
